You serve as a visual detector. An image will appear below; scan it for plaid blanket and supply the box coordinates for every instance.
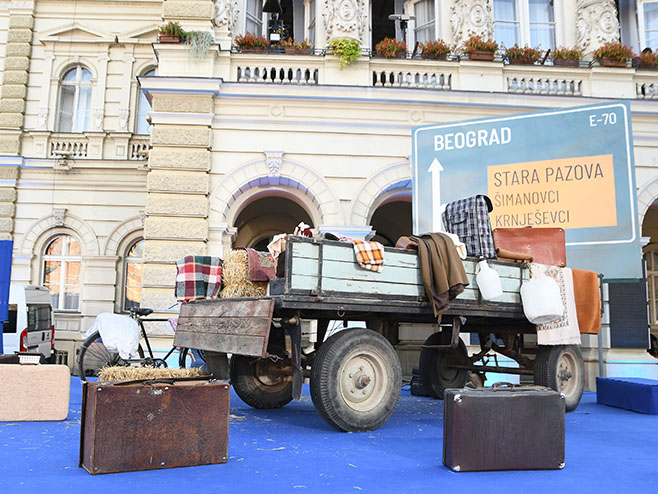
[352,240,385,272]
[175,255,223,302]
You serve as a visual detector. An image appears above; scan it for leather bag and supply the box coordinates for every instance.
[492,227,566,267]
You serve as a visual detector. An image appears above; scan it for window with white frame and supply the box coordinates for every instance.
[123,238,144,311]
[136,69,155,135]
[414,0,435,44]
[246,0,264,35]
[639,1,658,50]
[494,0,555,50]
[43,234,82,311]
[307,0,316,46]
[56,65,92,133]
[643,248,658,328]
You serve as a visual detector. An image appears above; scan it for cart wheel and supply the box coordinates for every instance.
[419,332,468,399]
[77,330,144,382]
[534,345,585,412]
[310,328,401,432]
[230,351,293,409]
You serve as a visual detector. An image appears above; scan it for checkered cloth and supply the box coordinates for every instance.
[175,256,223,302]
[442,195,496,259]
[352,240,385,272]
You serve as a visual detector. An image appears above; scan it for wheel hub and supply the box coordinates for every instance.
[557,353,576,394]
[339,353,387,412]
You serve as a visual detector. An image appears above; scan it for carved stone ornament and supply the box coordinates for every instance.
[215,0,239,34]
[38,107,49,128]
[576,0,620,52]
[53,208,67,227]
[94,109,104,130]
[265,151,283,177]
[324,0,368,41]
[450,0,494,52]
[139,210,146,227]
[118,109,129,130]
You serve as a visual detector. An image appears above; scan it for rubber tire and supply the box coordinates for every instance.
[230,353,293,409]
[534,344,585,412]
[178,348,208,370]
[419,332,469,400]
[77,330,144,382]
[309,328,402,432]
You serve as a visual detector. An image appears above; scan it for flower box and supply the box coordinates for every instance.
[468,50,495,61]
[553,58,579,67]
[599,57,628,68]
[158,34,181,43]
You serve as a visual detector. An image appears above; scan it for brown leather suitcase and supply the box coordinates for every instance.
[80,378,229,474]
[492,227,566,267]
[443,386,565,472]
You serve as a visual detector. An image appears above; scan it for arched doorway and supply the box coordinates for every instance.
[233,195,314,250]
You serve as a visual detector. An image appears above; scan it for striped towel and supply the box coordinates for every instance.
[352,240,385,272]
[175,256,223,302]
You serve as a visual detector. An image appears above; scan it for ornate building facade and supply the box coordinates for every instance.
[1,0,657,383]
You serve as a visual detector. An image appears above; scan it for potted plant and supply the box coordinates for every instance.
[297,39,312,55]
[551,46,583,67]
[463,35,498,61]
[504,44,542,65]
[375,37,406,58]
[281,37,298,54]
[158,21,185,43]
[420,39,450,60]
[328,37,362,69]
[639,49,658,69]
[593,42,635,67]
[186,31,214,60]
[234,32,269,53]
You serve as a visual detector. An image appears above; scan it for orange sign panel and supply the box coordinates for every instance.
[487,154,617,230]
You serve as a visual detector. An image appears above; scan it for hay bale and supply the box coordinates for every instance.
[97,366,210,383]
[221,249,267,298]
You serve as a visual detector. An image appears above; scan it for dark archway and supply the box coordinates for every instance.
[233,195,314,250]
[370,200,412,247]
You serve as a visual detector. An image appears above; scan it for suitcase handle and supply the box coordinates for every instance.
[107,375,217,386]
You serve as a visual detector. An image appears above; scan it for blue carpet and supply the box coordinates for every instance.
[1,377,657,493]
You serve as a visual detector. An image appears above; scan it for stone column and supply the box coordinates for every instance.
[0,162,20,241]
[576,0,621,56]
[449,0,494,52]
[0,3,35,155]
[141,92,214,312]
[163,0,216,31]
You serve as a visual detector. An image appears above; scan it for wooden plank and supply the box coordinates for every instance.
[174,331,267,358]
[174,298,274,358]
[291,257,423,285]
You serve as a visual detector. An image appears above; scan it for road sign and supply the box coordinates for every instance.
[412,101,641,281]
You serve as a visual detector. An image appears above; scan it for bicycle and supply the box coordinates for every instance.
[77,307,205,381]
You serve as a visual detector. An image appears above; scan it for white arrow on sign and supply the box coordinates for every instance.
[428,158,443,231]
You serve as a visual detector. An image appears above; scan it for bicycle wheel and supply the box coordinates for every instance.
[77,330,144,381]
[178,347,208,371]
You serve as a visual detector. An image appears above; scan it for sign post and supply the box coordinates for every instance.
[412,101,641,281]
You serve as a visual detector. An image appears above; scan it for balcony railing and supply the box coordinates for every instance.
[49,136,88,158]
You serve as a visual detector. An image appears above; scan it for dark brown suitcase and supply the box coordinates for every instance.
[80,378,229,474]
[443,386,565,472]
[492,227,566,267]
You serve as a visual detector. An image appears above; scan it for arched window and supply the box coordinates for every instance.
[56,65,92,132]
[43,234,82,311]
[124,239,144,311]
[494,0,555,50]
[136,69,155,135]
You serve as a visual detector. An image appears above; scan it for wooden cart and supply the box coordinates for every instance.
[174,236,585,432]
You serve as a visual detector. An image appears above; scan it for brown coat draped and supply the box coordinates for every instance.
[410,233,470,318]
